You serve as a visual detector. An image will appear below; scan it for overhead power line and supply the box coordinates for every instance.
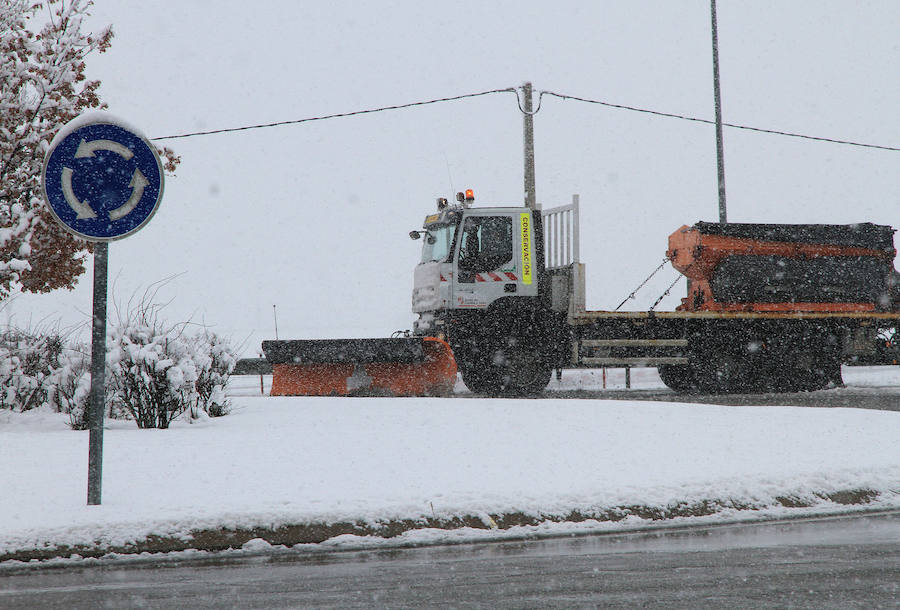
[151,84,900,154]
[152,87,517,141]
[539,90,900,153]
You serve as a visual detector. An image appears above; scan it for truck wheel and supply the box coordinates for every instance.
[496,344,551,396]
[460,364,502,395]
[503,355,552,395]
[657,364,698,392]
[460,343,550,397]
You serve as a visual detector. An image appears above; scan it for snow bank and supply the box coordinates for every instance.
[2,372,899,559]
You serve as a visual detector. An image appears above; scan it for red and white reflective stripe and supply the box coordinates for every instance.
[440,274,448,282]
[473,271,519,282]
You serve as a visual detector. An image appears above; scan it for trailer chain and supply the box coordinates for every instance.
[650,274,684,312]
[614,257,672,311]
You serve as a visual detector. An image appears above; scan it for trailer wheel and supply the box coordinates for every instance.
[695,354,753,394]
[790,357,843,392]
[657,364,698,393]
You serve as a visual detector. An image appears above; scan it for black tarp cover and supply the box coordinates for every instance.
[693,221,895,252]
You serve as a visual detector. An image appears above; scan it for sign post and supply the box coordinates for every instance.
[42,113,164,505]
[87,241,108,505]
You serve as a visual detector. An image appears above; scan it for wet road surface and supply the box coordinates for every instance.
[2,511,899,608]
[542,385,900,411]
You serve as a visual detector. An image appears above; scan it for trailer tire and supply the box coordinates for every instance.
[657,364,698,393]
[790,357,842,392]
[694,354,755,394]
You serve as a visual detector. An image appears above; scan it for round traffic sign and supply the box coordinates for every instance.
[42,114,164,241]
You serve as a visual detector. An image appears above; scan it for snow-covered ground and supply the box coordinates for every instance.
[2,367,900,562]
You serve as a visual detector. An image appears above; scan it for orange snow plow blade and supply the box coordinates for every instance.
[262,336,457,397]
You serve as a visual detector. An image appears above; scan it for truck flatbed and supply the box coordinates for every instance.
[568,309,900,322]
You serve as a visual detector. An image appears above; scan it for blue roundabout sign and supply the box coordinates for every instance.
[42,115,164,241]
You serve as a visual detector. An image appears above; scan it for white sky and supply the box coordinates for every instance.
[8,1,900,355]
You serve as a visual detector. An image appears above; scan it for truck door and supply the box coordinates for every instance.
[453,212,538,309]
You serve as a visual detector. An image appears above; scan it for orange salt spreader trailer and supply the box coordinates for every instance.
[667,221,899,313]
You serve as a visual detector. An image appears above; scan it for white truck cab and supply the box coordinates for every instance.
[411,191,540,335]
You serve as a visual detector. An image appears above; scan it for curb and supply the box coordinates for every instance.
[0,489,885,563]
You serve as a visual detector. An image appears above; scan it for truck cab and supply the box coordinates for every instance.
[411,192,542,334]
[410,191,552,394]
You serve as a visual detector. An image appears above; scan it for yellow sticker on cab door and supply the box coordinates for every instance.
[520,212,533,285]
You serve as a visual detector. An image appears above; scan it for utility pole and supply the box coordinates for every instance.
[710,0,727,223]
[522,82,537,209]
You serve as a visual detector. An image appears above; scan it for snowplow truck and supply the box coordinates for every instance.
[408,191,900,395]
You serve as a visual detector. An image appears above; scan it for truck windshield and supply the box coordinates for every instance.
[420,223,456,263]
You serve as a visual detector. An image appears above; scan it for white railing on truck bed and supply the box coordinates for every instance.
[541,194,580,269]
[541,195,585,314]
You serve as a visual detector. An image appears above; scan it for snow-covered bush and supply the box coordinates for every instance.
[192,331,236,418]
[107,317,199,429]
[47,343,92,430]
[0,327,93,428]
[0,328,63,411]
[105,301,236,428]
[0,307,236,429]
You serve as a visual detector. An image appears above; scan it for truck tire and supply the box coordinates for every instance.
[460,363,501,395]
[505,355,552,396]
[460,341,551,397]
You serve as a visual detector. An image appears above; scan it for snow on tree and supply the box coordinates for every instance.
[0,0,179,301]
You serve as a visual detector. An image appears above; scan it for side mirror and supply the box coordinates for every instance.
[410,230,436,244]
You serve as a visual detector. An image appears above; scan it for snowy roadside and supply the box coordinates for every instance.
[2,369,900,563]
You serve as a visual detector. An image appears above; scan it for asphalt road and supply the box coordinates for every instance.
[2,512,899,608]
[542,385,900,411]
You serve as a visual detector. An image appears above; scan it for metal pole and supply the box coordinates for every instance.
[523,82,537,210]
[273,304,279,339]
[87,241,108,505]
[710,0,727,223]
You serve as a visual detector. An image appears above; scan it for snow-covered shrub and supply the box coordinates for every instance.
[0,328,64,412]
[107,315,200,429]
[0,326,99,428]
[105,297,236,428]
[0,299,236,428]
[192,331,236,418]
[47,344,93,430]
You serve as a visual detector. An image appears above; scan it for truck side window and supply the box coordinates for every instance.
[457,216,513,282]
